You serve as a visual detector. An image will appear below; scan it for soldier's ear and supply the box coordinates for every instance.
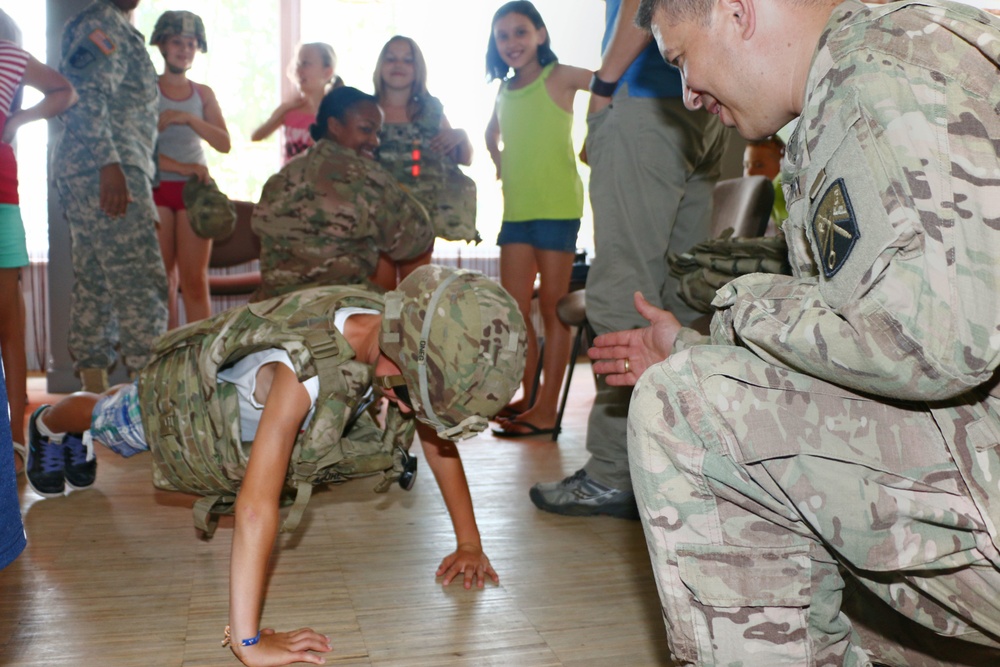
[326,116,343,142]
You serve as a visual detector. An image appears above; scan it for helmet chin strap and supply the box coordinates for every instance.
[416,270,463,437]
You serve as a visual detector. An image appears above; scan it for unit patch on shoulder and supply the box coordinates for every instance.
[68,47,95,70]
[812,178,858,278]
[88,29,116,56]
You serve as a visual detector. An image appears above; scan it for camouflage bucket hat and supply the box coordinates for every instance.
[183,177,236,241]
[380,265,526,441]
[150,11,208,52]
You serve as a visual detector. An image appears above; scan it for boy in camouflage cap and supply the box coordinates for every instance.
[27,265,526,667]
[588,0,1000,665]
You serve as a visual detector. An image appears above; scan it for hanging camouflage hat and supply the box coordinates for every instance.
[183,177,236,241]
[379,266,526,441]
[150,11,208,52]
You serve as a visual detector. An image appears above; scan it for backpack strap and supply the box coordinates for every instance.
[193,494,235,538]
[279,481,313,534]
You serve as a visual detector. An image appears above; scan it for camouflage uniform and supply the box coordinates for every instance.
[629,2,1000,665]
[251,138,433,301]
[53,0,168,373]
[377,95,478,243]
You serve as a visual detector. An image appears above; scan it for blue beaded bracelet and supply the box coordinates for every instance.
[222,625,261,648]
[240,631,261,647]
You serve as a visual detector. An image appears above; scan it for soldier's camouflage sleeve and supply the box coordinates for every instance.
[364,162,433,262]
[711,0,1000,403]
[59,14,124,169]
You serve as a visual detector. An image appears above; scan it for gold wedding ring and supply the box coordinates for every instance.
[623,357,631,374]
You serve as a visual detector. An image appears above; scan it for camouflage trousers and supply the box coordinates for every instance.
[56,167,168,372]
[629,345,1000,666]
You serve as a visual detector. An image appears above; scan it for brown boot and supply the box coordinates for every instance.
[79,368,109,393]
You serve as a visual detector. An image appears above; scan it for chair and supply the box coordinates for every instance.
[708,175,775,238]
[551,289,592,441]
[208,200,261,296]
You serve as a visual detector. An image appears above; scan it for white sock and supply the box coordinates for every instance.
[36,408,66,444]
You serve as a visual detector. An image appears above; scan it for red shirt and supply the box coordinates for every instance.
[0,41,29,205]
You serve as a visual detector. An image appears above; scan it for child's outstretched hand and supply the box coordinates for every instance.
[437,543,499,589]
[231,627,332,667]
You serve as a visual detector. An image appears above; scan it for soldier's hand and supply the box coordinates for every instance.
[99,163,131,218]
[230,627,331,667]
[589,292,681,385]
[437,543,499,589]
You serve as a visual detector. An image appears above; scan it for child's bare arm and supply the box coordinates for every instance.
[547,64,594,113]
[251,96,303,142]
[187,83,231,153]
[485,104,501,180]
[417,422,498,589]
[228,363,331,667]
[158,153,209,183]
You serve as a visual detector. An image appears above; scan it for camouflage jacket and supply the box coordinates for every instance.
[53,0,158,180]
[704,0,1000,554]
[137,285,415,535]
[252,139,433,300]
[377,95,480,243]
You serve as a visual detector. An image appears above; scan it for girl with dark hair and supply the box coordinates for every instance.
[251,86,433,301]
[484,1,592,439]
[370,35,475,291]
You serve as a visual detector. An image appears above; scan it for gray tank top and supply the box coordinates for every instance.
[158,81,207,182]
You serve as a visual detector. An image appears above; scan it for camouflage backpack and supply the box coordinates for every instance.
[668,229,792,313]
[377,94,480,243]
[137,285,415,537]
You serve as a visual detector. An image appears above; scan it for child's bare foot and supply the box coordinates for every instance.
[492,407,558,439]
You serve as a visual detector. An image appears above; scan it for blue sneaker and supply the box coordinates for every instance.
[26,405,65,498]
[64,432,97,490]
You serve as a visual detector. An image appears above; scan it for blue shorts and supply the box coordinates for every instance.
[90,382,148,458]
[496,219,580,254]
[0,204,27,268]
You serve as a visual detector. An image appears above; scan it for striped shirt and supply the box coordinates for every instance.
[0,40,27,204]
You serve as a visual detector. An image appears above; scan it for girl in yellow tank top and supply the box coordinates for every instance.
[485,1,591,439]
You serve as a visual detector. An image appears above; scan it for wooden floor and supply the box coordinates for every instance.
[1,365,675,667]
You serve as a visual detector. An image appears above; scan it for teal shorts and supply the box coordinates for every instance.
[0,204,27,268]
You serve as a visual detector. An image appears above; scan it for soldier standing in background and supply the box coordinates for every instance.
[251,86,433,301]
[592,0,1000,664]
[53,0,167,393]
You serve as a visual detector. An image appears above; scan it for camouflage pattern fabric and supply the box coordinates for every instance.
[138,285,415,534]
[251,138,433,301]
[667,229,791,314]
[630,1,1000,664]
[380,266,526,440]
[53,0,159,181]
[183,177,236,240]
[55,168,168,372]
[377,95,480,243]
[53,0,166,372]
[149,10,207,52]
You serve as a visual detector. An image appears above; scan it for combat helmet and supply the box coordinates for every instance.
[182,177,236,240]
[150,10,207,52]
[379,265,526,441]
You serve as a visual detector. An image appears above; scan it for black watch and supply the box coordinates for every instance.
[589,72,618,97]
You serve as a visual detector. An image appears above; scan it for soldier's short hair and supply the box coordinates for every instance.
[309,86,378,142]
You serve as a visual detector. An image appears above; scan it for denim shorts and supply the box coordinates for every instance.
[496,219,580,253]
[0,204,27,268]
[90,382,148,458]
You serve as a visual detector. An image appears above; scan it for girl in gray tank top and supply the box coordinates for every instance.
[149,10,231,328]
